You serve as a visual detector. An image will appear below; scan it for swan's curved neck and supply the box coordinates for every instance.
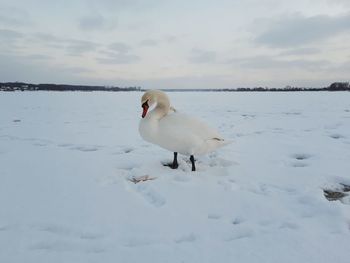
[151,92,170,119]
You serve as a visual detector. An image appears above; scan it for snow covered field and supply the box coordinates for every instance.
[1,91,350,263]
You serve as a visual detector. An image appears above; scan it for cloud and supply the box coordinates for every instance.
[79,14,104,30]
[188,48,216,64]
[228,56,330,70]
[24,54,53,60]
[0,54,92,84]
[0,6,31,27]
[108,42,131,53]
[66,40,99,56]
[254,13,350,47]
[139,39,158,47]
[0,29,24,51]
[328,0,350,8]
[78,13,116,31]
[33,33,63,43]
[279,47,321,56]
[97,42,140,64]
[96,51,140,64]
[31,33,99,56]
[0,29,23,40]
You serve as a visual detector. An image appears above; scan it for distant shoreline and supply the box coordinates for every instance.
[1,81,349,92]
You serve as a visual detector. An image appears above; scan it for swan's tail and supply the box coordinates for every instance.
[211,137,232,146]
[197,138,232,154]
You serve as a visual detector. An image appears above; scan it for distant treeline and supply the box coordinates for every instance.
[1,81,349,92]
[0,82,141,92]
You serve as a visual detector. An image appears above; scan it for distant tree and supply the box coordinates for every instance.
[329,82,349,91]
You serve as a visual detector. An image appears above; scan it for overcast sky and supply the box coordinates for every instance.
[1,0,350,89]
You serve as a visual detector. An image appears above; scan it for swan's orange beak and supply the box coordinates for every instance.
[142,101,149,118]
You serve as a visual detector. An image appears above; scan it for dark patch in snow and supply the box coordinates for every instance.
[329,134,345,139]
[323,183,350,202]
[292,153,312,160]
[232,217,245,225]
[123,147,134,153]
[13,119,21,122]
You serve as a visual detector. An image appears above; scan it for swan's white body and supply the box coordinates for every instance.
[139,90,230,156]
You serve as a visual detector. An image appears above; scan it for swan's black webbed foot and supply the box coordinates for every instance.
[163,152,179,169]
[190,155,196,171]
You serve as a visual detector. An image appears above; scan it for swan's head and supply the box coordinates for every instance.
[141,91,155,118]
[140,90,169,118]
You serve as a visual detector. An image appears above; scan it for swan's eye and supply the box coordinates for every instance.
[142,100,149,108]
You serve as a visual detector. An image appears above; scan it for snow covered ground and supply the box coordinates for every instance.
[1,91,350,263]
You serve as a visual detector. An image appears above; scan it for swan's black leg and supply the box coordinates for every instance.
[190,155,196,171]
[163,152,179,169]
[172,152,179,169]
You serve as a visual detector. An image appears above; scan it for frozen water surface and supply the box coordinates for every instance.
[0,91,349,263]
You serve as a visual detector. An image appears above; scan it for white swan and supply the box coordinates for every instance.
[139,90,231,171]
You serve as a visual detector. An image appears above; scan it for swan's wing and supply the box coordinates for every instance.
[156,112,231,155]
[160,112,223,140]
